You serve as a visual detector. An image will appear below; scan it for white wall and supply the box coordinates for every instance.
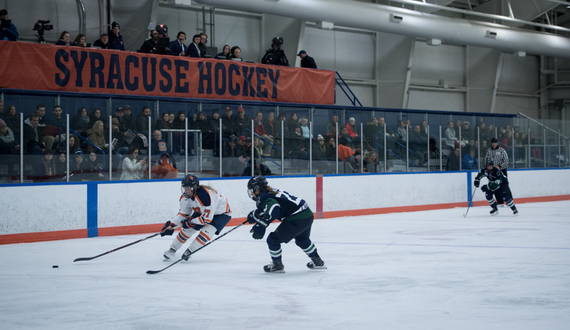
[2,169,569,237]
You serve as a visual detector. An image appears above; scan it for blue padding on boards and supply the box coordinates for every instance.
[467,171,473,207]
[87,183,98,237]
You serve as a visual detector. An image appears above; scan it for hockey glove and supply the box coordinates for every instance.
[181,218,200,229]
[251,224,266,240]
[474,179,480,188]
[247,210,269,227]
[160,221,175,236]
[182,249,192,261]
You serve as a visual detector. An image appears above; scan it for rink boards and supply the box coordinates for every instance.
[1,168,569,244]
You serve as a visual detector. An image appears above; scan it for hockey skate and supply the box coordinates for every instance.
[163,247,176,260]
[307,256,327,270]
[513,209,519,216]
[490,207,499,216]
[263,261,285,273]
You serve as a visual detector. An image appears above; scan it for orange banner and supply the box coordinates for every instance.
[0,41,335,105]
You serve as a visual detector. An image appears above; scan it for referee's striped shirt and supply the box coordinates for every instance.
[485,147,509,170]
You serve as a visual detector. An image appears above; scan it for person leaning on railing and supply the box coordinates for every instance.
[0,9,18,41]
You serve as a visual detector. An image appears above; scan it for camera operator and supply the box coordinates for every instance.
[139,30,160,54]
[0,9,18,41]
[262,37,289,66]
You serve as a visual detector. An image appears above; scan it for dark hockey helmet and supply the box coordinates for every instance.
[181,174,199,199]
[247,175,267,200]
[486,158,494,167]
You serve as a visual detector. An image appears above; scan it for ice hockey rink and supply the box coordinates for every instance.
[1,200,569,330]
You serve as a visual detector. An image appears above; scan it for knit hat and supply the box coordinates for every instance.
[75,149,84,156]
[111,21,120,29]
[239,135,246,141]
[237,107,245,112]
[0,118,6,128]
[349,117,355,122]
[317,134,324,141]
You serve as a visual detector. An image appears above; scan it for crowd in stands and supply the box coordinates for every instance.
[0,98,551,181]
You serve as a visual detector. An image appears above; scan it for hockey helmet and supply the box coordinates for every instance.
[247,175,267,200]
[181,174,199,199]
[485,158,494,167]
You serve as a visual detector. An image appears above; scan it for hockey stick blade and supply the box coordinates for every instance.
[73,232,160,262]
[146,258,183,274]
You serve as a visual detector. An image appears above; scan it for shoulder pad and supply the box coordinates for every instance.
[195,187,211,207]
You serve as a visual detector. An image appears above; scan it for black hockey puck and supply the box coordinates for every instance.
[52,265,59,268]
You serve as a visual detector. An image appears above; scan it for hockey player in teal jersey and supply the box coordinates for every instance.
[474,159,518,216]
[246,175,326,273]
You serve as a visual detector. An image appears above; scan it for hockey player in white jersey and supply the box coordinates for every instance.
[160,174,232,261]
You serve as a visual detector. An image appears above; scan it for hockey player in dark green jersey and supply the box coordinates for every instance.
[474,159,518,216]
[246,175,326,273]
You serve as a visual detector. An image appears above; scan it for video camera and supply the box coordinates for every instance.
[33,20,54,43]
[0,18,11,29]
[271,37,283,47]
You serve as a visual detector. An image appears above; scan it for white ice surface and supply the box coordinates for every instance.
[1,201,570,330]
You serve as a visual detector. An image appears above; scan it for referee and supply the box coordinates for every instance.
[485,137,510,205]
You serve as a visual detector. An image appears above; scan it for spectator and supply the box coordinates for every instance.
[325,135,337,163]
[286,125,308,160]
[444,121,458,151]
[297,50,317,69]
[188,34,202,58]
[168,31,187,56]
[326,114,339,136]
[135,106,153,137]
[313,134,332,174]
[192,111,213,149]
[420,120,429,137]
[122,105,135,132]
[139,30,161,54]
[69,149,90,181]
[93,33,109,49]
[366,151,381,173]
[86,120,106,154]
[346,117,358,139]
[0,118,20,175]
[338,126,352,147]
[32,150,57,182]
[299,117,311,150]
[72,34,87,47]
[454,119,462,139]
[348,149,367,173]
[462,149,478,170]
[199,33,208,57]
[155,112,171,131]
[55,31,71,46]
[461,121,472,141]
[243,136,271,176]
[221,106,235,137]
[215,44,231,60]
[409,125,427,166]
[46,105,66,147]
[286,112,298,136]
[254,111,274,156]
[262,111,275,142]
[4,104,20,138]
[120,146,146,180]
[151,153,178,179]
[396,120,408,144]
[53,134,79,154]
[72,107,90,134]
[233,107,249,136]
[29,105,57,151]
[230,46,242,61]
[446,147,461,171]
[515,132,526,162]
[110,118,128,156]
[85,152,105,181]
[54,150,67,180]
[0,9,18,41]
[262,37,289,66]
[364,116,381,149]
[23,113,44,155]
[108,21,125,50]
[426,138,441,166]
[168,112,175,126]
[89,108,106,128]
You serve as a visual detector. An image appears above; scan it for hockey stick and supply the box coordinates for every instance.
[74,232,161,262]
[463,187,477,218]
[146,220,248,275]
